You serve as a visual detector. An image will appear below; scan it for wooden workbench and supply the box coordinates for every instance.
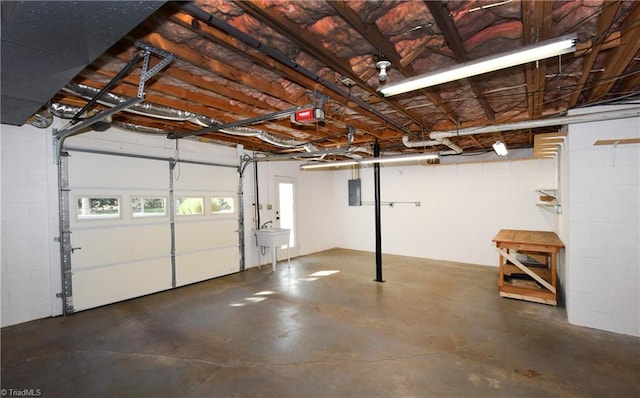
[492,229,565,305]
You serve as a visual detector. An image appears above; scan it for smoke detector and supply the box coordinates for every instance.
[340,76,356,87]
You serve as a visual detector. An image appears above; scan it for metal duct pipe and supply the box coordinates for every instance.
[54,97,143,142]
[49,102,95,120]
[50,103,284,148]
[240,126,355,175]
[48,102,371,160]
[112,121,166,135]
[303,143,318,152]
[50,104,168,136]
[195,114,321,151]
[240,147,351,175]
[26,108,53,128]
[49,100,363,172]
[63,83,196,121]
[57,83,324,151]
[428,107,640,140]
[197,116,326,151]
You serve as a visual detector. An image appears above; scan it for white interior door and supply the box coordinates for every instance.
[275,176,298,259]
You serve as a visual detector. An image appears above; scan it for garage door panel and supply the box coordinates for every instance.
[72,259,172,311]
[175,219,238,251]
[173,162,240,289]
[174,163,237,191]
[71,224,170,269]
[70,152,167,189]
[176,246,239,286]
[70,228,115,269]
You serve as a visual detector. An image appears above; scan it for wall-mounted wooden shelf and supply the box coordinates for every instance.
[593,138,640,146]
[535,189,561,214]
[533,132,567,158]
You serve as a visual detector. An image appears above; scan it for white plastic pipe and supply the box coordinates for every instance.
[401,136,440,147]
[401,135,463,154]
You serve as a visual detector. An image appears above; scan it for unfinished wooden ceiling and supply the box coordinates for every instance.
[49,0,640,158]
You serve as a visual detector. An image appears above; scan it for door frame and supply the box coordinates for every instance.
[274,175,299,259]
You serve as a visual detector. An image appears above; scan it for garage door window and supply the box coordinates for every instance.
[176,197,204,215]
[77,196,121,220]
[210,197,234,214]
[132,197,167,217]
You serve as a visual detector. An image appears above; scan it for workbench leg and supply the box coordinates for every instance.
[498,247,504,287]
[551,252,557,297]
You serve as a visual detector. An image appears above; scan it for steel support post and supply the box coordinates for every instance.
[374,140,384,283]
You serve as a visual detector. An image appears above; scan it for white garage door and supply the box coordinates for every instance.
[66,150,239,312]
[173,162,240,286]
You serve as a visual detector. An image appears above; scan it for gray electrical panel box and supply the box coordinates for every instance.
[348,179,361,206]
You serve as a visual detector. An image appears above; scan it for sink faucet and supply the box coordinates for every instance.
[260,220,273,229]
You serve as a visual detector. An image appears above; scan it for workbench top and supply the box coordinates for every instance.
[492,229,564,248]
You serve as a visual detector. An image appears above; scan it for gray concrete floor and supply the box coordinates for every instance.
[2,248,639,397]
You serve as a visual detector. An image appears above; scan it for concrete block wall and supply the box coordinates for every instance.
[557,140,570,305]
[1,124,58,327]
[566,106,639,336]
[1,121,243,327]
[333,157,557,267]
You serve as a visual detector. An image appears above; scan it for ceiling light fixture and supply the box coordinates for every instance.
[467,0,514,13]
[376,60,391,81]
[379,34,577,97]
[300,152,439,170]
[492,140,508,157]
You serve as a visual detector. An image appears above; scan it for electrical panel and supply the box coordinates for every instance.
[348,179,361,206]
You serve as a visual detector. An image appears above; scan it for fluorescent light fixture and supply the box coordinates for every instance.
[492,140,508,156]
[359,153,438,164]
[300,153,439,170]
[301,159,359,170]
[379,34,577,97]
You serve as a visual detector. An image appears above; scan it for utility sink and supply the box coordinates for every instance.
[255,228,291,271]
[255,228,290,247]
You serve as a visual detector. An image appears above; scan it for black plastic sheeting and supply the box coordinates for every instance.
[1,1,164,126]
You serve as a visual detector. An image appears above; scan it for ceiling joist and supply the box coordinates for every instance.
[6,1,637,157]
